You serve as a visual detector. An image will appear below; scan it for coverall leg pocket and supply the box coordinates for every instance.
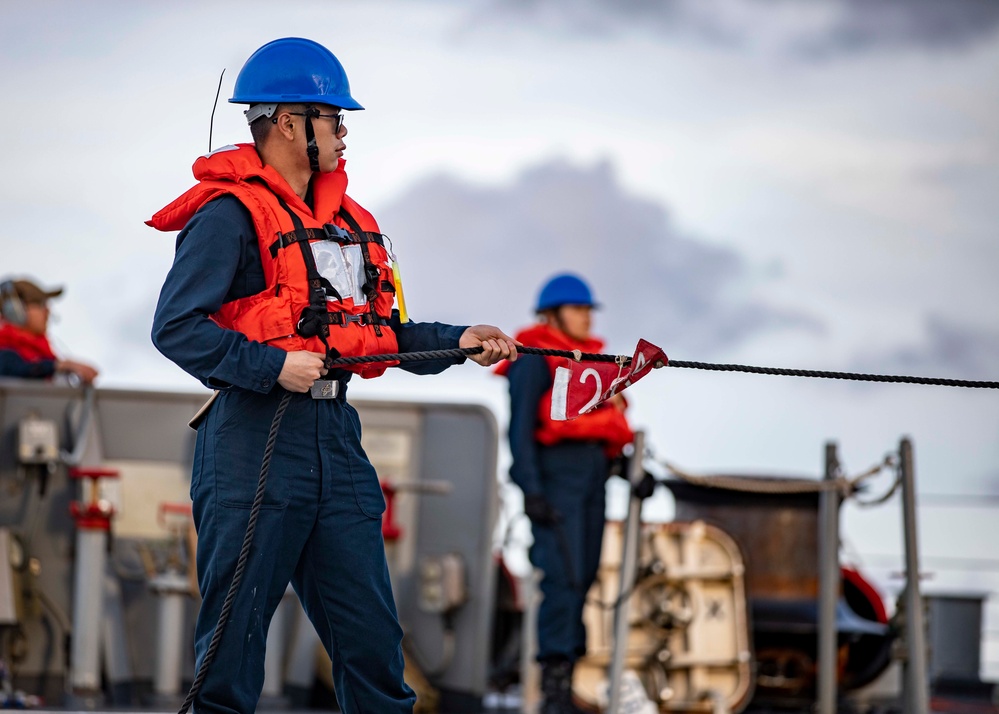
[339,404,386,519]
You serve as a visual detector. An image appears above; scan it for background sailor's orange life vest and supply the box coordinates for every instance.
[496,323,634,456]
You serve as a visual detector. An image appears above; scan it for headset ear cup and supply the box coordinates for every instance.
[0,281,26,326]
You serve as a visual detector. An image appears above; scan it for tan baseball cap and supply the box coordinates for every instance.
[13,279,64,304]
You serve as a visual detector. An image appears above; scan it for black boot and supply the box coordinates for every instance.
[540,658,587,714]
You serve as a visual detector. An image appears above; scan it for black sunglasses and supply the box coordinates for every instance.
[287,109,344,134]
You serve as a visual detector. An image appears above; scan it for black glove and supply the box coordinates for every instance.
[524,493,560,526]
[633,471,657,500]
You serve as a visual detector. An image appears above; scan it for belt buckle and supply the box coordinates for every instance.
[310,380,339,400]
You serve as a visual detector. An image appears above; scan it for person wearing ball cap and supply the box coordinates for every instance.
[0,277,99,385]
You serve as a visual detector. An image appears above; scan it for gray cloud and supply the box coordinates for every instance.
[816,0,999,53]
[377,158,821,357]
[0,3,151,62]
[920,161,999,220]
[466,0,999,56]
[854,315,999,380]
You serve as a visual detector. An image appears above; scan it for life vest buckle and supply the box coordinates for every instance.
[323,223,352,243]
[329,312,366,328]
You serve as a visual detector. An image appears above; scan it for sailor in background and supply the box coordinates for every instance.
[496,273,634,714]
[0,277,99,384]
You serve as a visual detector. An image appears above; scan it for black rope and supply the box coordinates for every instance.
[328,346,999,389]
[665,360,999,389]
[178,390,293,714]
[328,345,621,366]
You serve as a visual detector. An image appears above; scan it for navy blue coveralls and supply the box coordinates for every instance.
[152,195,466,714]
[505,356,609,663]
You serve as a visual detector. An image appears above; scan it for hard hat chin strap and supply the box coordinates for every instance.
[303,105,321,172]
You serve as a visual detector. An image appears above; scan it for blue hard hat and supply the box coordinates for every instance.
[229,37,363,111]
[535,273,599,312]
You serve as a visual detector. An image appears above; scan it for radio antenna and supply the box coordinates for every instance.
[209,68,225,152]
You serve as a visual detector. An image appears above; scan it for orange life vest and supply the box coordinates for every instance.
[147,144,398,378]
[496,323,634,456]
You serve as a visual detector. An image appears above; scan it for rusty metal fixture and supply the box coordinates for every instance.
[755,648,816,695]
[664,478,821,601]
[661,478,894,704]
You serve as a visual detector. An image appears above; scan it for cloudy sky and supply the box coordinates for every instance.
[2,0,998,675]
